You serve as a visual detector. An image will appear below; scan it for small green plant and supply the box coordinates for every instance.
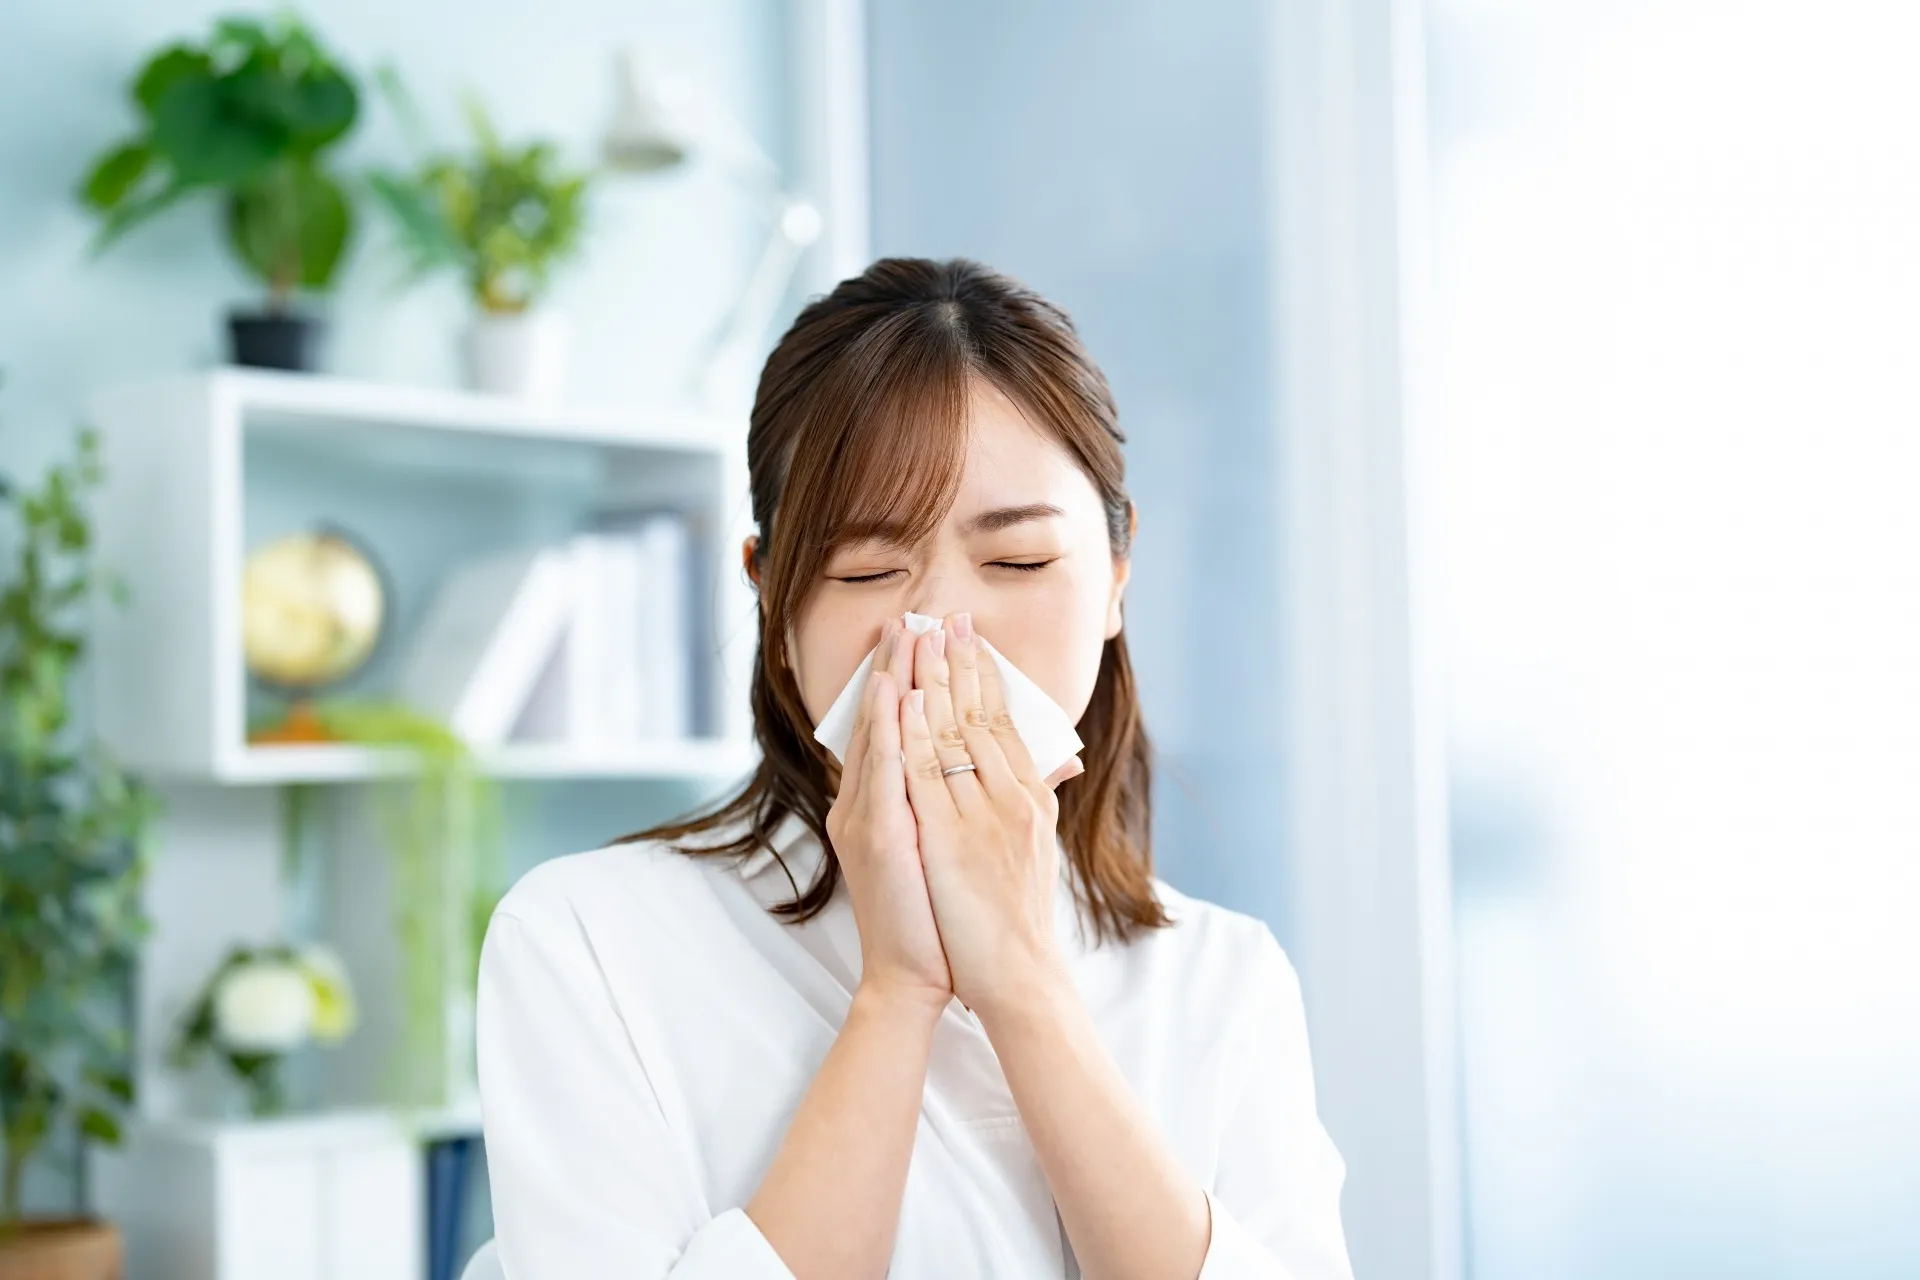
[168,941,356,1118]
[78,13,361,307]
[370,74,592,315]
[0,421,157,1235]
[254,697,505,1107]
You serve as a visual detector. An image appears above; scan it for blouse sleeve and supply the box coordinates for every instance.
[1196,926,1356,1280]
[476,906,795,1279]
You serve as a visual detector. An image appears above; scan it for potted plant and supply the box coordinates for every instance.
[168,942,356,1118]
[78,14,361,372]
[370,78,592,401]
[0,422,158,1279]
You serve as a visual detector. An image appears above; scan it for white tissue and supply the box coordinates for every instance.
[813,612,1085,779]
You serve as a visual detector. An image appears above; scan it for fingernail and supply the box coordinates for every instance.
[930,628,947,658]
[908,689,925,714]
[953,612,973,641]
[1069,758,1086,778]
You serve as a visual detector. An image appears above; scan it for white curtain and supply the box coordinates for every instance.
[1427,1,1920,1274]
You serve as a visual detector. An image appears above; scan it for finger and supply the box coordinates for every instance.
[1042,756,1086,791]
[838,619,897,799]
[839,649,892,805]
[871,616,899,679]
[899,687,962,824]
[881,619,914,759]
[865,670,909,809]
[887,622,915,765]
[974,640,1044,790]
[912,625,991,815]
[944,612,1024,801]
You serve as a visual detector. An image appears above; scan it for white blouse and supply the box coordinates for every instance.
[475,812,1353,1279]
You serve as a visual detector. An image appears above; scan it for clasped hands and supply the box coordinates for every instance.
[824,613,1082,1023]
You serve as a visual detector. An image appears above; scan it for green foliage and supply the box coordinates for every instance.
[78,13,361,303]
[369,73,592,314]
[167,940,354,1118]
[0,422,157,1234]
[286,698,504,1107]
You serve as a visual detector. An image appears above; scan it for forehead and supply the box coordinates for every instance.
[953,379,1099,518]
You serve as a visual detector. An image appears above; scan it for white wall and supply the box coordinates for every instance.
[0,0,789,476]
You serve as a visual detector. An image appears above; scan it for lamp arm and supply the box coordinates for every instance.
[689,199,822,409]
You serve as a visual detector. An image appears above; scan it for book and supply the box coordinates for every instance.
[397,545,573,747]
[588,512,693,743]
[426,1135,478,1280]
[410,519,695,755]
[603,532,645,743]
[633,515,692,740]
[563,535,608,750]
[564,531,657,750]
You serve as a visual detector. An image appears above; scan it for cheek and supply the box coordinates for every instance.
[790,594,889,726]
[975,571,1113,725]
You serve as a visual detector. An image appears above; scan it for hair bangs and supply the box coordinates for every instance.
[818,345,971,555]
[768,309,975,611]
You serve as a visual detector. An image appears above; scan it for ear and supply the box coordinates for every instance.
[1104,504,1136,640]
[741,536,762,590]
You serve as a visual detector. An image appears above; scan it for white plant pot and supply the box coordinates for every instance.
[464,310,570,402]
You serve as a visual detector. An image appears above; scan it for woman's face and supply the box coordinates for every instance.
[778,378,1131,732]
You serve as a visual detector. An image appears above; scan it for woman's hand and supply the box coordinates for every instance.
[826,617,954,1015]
[897,613,1081,1019]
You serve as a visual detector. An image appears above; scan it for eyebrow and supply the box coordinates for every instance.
[832,503,1066,549]
[960,503,1066,536]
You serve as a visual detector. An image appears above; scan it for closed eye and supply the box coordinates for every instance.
[834,560,1055,583]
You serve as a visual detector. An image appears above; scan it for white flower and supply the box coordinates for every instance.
[297,945,358,1043]
[213,960,315,1053]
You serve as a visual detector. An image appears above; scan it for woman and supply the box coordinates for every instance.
[475,258,1354,1278]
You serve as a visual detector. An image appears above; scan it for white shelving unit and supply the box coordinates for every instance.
[81,370,762,1279]
[91,1099,490,1280]
[94,1111,425,1280]
[86,368,759,784]
[214,737,759,786]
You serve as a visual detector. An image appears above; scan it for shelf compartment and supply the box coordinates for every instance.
[86,370,758,785]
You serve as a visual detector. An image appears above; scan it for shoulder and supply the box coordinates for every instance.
[1148,877,1292,966]
[478,834,756,1026]
[1132,882,1319,1098]
[1120,877,1304,1012]
[488,834,735,942]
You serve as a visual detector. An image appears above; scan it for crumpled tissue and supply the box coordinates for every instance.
[812,612,1084,779]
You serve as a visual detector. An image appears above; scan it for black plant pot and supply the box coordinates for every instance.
[227,310,325,372]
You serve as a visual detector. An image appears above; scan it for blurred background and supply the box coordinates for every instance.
[1,1,1916,1279]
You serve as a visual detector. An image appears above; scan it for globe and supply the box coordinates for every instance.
[242,529,386,691]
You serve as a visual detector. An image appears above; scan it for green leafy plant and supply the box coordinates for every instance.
[0,421,158,1236]
[255,697,505,1107]
[168,941,356,1118]
[78,13,361,307]
[370,74,592,314]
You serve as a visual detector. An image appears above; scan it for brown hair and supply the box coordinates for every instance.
[619,257,1170,945]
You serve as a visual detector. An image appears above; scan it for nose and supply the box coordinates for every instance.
[905,565,967,625]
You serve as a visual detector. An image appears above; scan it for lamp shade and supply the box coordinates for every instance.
[602,48,691,173]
